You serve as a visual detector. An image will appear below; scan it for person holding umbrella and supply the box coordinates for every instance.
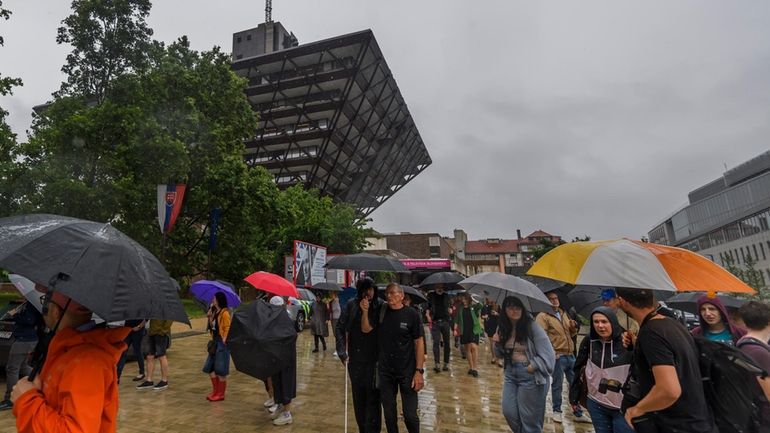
[493,296,555,433]
[203,292,231,401]
[454,293,483,377]
[535,290,589,423]
[335,277,383,433]
[10,287,131,432]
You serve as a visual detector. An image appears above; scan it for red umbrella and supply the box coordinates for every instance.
[244,271,299,298]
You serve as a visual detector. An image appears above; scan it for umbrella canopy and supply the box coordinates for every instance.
[325,253,409,272]
[566,286,611,318]
[377,284,428,304]
[244,271,299,298]
[527,238,756,294]
[525,276,574,312]
[8,274,43,313]
[0,214,189,324]
[664,292,747,315]
[227,300,297,381]
[190,280,241,308]
[419,272,464,290]
[459,272,552,313]
[310,281,342,292]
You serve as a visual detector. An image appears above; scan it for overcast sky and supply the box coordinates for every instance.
[1,1,769,242]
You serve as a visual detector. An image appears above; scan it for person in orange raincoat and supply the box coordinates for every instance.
[10,288,130,433]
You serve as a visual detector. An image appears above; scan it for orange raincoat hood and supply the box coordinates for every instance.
[13,325,130,433]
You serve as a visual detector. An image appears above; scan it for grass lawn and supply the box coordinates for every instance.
[182,298,206,319]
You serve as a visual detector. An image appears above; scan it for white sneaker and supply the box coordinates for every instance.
[263,398,275,408]
[273,411,292,425]
[333,351,338,357]
[573,413,592,423]
[552,412,562,423]
[270,405,284,419]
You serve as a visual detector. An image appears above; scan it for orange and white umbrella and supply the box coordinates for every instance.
[527,239,755,294]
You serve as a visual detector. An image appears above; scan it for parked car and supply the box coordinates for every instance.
[286,288,316,332]
[0,300,25,370]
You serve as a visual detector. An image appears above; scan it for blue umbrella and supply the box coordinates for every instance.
[190,280,241,308]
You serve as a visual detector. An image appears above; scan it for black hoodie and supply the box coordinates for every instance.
[572,306,633,410]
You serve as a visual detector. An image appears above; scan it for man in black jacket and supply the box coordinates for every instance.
[336,278,382,433]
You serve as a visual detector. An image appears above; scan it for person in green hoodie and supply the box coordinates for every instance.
[454,293,483,377]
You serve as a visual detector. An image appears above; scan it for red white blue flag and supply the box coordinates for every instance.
[157,183,186,234]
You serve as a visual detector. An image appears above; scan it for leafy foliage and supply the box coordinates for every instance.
[2,0,370,289]
[723,254,769,300]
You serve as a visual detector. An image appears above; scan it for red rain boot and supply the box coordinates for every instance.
[206,376,219,400]
[209,379,226,402]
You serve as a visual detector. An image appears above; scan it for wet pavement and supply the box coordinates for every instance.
[0,318,594,432]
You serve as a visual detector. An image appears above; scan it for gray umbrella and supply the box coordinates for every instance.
[664,292,747,315]
[419,271,464,290]
[377,284,428,304]
[325,253,409,272]
[0,214,189,324]
[459,272,552,314]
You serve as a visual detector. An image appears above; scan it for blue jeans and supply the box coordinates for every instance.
[502,362,547,433]
[587,398,634,433]
[202,339,230,377]
[551,354,582,416]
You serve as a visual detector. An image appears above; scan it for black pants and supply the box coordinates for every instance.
[349,362,381,433]
[431,320,451,365]
[314,335,326,350]
[379,371,419,433]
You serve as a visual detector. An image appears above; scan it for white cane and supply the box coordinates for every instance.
[344,360,349,433]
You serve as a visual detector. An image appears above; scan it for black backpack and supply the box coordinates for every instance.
[694,336,769,433]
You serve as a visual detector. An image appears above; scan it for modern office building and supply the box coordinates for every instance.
[649,151,770,284]
[231,21,431,216]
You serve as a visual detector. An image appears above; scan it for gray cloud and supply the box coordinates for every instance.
[1,0,769,241]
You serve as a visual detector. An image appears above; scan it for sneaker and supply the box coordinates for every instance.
[470,370,479,377]
[552,412,562,423]
[132,374,145,382]
[333,351,338,357]
[497,360,504,368]
[433,366,441,373]
[263,397,275,408]
[268,403,281,415]
[0,400,12,411]
[573,412,592,423]
[312,348,319,353]
[467,369,473,375]
[273,411,293,425]
[136,380,154,390]
[270,405,284,419]
[442,364,449,371]
[153,380,168,391]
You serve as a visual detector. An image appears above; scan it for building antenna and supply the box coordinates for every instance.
[265,0,273,23]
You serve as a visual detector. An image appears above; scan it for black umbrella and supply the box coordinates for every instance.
[419,272,464,290]
[325,253,409,272]
[377,284,428,304]
[227,300,297,381]
[566,286,607,318]
[526,276,574,313]
[311,281,343,292]
[0,214,188,324]
[664,292,747,315]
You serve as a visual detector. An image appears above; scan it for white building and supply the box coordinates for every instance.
[649,151,770,285]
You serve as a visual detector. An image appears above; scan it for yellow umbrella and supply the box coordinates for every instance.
[527,239,755,295]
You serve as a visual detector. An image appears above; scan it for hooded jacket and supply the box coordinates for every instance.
[571,307,633,410]
[691,295,746,345]
[13,325,130,433]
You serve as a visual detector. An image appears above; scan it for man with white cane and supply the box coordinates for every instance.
[336,278,382,433]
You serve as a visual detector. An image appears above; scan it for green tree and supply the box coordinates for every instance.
[0,0,23,214]
[268,185,372,273]
[530,238,567,262]
[723,254,769,301]
[572,235,591,242]
[56,0,153,101]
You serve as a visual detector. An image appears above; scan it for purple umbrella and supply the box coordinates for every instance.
[190,280,241,308]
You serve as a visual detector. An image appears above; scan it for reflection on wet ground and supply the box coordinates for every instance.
[0,319,594,432]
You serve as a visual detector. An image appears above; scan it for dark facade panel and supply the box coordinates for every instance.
[232,28,431,215]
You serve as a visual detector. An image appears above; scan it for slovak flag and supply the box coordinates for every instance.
[157,183,186,234]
